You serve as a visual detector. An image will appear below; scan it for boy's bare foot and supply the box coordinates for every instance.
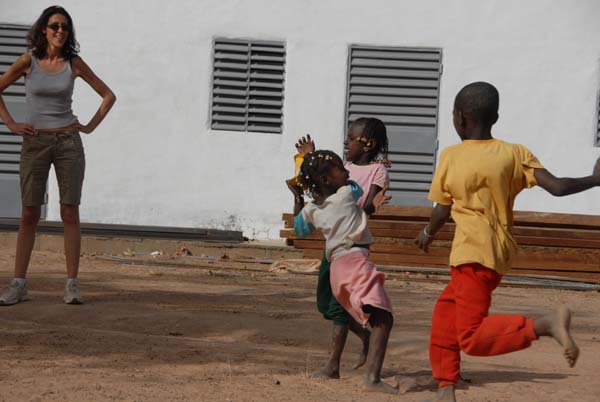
[552,306,580,367]
[363,377,399,394]
[535,305,580,367]
[311,364,340,379]
[425,385,456,402]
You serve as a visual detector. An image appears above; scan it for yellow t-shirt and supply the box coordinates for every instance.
[428,139,544,274]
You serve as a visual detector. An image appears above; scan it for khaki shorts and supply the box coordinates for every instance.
[19,131,86,207]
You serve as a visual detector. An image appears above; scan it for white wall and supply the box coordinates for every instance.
[3,0,599,238]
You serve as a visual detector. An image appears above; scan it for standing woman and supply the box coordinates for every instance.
[0,6,116,305]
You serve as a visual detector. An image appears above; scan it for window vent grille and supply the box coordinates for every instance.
[211,39,285,134]
[0,24,29,218]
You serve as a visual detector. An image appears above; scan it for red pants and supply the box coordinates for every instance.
[430,264,538,387]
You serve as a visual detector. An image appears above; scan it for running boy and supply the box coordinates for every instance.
[415,81,600,402]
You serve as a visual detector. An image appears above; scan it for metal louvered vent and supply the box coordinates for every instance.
[210,39,285,134]
[345,45,442,206]
[0,24,28,218]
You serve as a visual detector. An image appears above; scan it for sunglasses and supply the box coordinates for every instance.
[46,23,70,32]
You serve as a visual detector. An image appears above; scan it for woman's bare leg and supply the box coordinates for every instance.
[60,204,80,278]
[14,206,41,278]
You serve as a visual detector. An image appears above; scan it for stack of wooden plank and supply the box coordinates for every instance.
[280,206,600,283]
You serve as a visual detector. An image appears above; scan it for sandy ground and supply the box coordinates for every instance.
[0,247,599,402]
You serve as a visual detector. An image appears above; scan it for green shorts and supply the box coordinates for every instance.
[317,251,351,325]
[20,131,85,207]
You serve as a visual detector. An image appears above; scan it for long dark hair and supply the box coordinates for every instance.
[27,5,79,60]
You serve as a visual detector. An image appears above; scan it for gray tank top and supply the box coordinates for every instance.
[25,54,77,129]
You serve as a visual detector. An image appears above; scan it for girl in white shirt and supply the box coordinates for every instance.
[287,150,397,394]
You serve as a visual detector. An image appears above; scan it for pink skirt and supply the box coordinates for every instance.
[330,249,393,326]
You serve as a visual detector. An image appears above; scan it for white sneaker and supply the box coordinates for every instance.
[0,279,29,306]
[64,279,83,305]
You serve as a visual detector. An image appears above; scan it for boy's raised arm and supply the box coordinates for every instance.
[534,158,600,196]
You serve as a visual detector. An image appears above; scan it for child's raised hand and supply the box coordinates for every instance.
[295,134,315,155]
[372,185,391,213]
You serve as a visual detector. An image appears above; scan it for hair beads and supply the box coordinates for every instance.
[351,118,388,162]
[299,150,340,197]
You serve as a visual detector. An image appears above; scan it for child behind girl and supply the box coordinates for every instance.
[292,118,390,379]
[287,150,396,393]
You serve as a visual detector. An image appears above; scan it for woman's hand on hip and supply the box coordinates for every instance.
[71,121,93,134]
[7,122,35,136]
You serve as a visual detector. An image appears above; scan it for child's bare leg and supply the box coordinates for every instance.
[425,385,456,402]
[348,318,370,369]
[312,323,348,379]
[533,305,580,367]
[363,308,398,394]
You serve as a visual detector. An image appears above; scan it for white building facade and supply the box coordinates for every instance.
[1,0,599,239]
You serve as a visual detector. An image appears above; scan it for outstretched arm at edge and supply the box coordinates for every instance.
[534,159,600,196]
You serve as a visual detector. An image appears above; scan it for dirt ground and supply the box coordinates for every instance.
[1,246,599,402]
